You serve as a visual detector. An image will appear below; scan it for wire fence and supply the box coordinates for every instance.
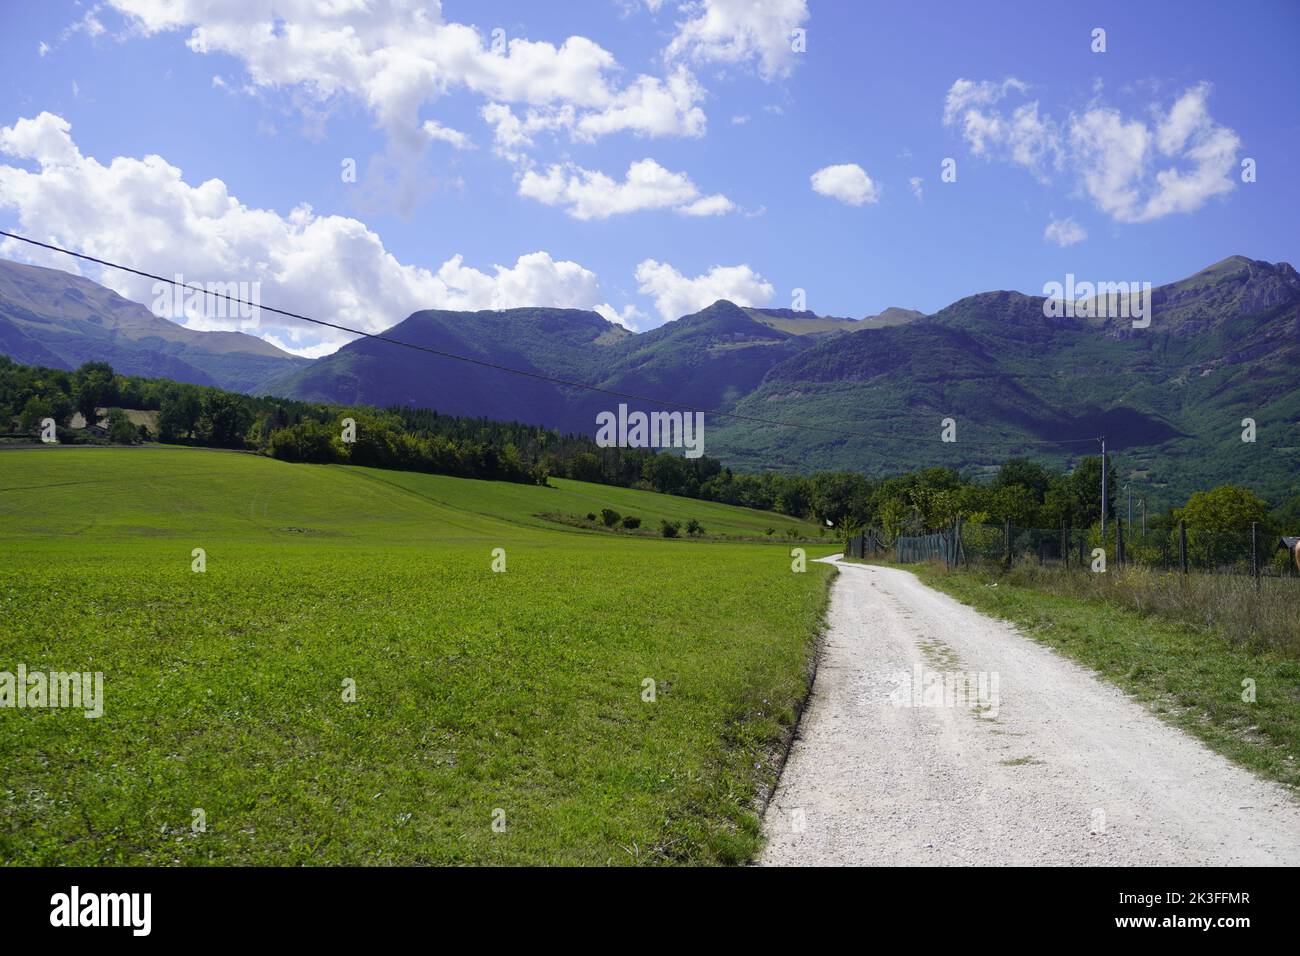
[847,521,1300,580]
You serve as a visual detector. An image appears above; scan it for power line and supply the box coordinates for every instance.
[0,229,1103,448]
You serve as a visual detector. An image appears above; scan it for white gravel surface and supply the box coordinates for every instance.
[760,557,1300,866]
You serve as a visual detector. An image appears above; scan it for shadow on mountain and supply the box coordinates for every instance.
[1020,405,1185,449]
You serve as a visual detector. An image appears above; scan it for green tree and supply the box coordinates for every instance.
[199,392,254,448]
[1055,456,1115,527]
[1174,485,1271,569]
[569,452,603,483]
[987,484,1040,527]
[810,472,871,528]
[878,496,906,544]
[158,390,202,442]
[775,477,812,518]
[18,396,55,434]
[1175,485,1271,532]
[267,419,340,463]
[643,454,692,495]
[106,408,139,445]
[72,362,118,430]
[992,458,1052,500]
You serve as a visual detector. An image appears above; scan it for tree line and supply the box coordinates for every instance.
[2,357,1294,539]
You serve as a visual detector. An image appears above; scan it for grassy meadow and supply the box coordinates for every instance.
[0,447,832,865]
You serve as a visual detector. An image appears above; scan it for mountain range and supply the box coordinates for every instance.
[0,258,306,393]
[2,254,1296,508]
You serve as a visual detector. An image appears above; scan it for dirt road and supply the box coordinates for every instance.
[760,558,1300,866]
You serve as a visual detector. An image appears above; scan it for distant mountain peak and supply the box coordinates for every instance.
[861,306,924,327]
[0,257,311,390]
[1190,254,1299,285]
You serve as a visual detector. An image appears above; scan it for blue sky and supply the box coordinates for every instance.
[0,0,1296,355]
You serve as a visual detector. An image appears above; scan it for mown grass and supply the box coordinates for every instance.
[0,448,832,865]
[347,465,822,540]
[911,561,1300,790]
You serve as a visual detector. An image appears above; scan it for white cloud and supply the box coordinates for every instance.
[677,193,735,216]
[259,333,342,360]
[634,259,774,323]
[1069,83,1239,223]
[478,66,706,168]
[909,176,923,201]
[665,0,810,81]
[421,119,472,150]
[432,251,616,313]
[103,0,706,163]
[944,78,1240,223]
[0,112,629,353]
[480,102,568,165]
[63,8,105,40]
[518,158,733,220]
[942,77,1027,128]
[1043,216,1087,247]
[810,163,880,206]
[572,66,707,142]
[593,302,646,330]
[942,77,1061,180]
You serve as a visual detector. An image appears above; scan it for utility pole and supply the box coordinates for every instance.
[1125,482,1132,530]
[1100,437,1108,537]
[1139,497,1146,535]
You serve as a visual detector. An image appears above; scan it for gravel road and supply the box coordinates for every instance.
[760,557,1300,866]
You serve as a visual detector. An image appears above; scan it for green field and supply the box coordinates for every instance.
[0,447,833,865]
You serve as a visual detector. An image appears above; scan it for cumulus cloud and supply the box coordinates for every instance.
[942,77,1061,180]
[634,259,774,323]
[665,0,810,80]
[518,158,733,220]
[1069,82,1239,223]
[909,176,923,201]
[1043,216,1087,247]
[421,120,472,150]
[944,78,1240,223]
[102,0,707,171]
[0,112,631,352]
[477,64,707,168]
[810,163,880,206]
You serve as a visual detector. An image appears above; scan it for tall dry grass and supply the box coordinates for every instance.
[999,563,1300,657]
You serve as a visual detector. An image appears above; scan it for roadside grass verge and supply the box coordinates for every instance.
[0,448,833,864]
[994,563,1299,656]
[911,562,1300,790]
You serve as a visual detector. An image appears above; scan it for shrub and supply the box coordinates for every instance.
[600,508,621,527]
[585,513,596,521]
[621,515,641,529]
[106,409,140,445]
[659,519,681,538]
[686,518,704,537]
